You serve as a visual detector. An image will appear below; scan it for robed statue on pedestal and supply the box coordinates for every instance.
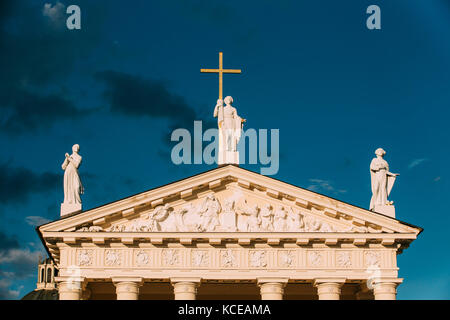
[369,148,399,211]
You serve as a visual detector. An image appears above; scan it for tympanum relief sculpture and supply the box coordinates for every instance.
[75,193,373,233]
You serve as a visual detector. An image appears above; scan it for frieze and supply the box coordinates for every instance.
[76,194,369,234]
[77,249,93,266]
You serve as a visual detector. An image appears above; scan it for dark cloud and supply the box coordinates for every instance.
[0,162,61,204]
[95,70,216,132]
[0,89,85,134]
[0,231,20,250]
[95,70,197,127]
[0,0,104,134]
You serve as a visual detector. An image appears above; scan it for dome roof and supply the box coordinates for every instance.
[21,289,58,300]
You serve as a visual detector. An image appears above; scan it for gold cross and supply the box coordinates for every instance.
[200,52,242,100]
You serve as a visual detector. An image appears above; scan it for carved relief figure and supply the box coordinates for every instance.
[280,251,294,267]
[178,203,202,232]
[221,249,237,267]
[148,204,172,231]
[192,251,209,267]
[61,144,83,206]
[220,199,237,231]
[337,252,352,267]
[365,251,381,267]
[163,249,179,266]
[77,250,92,266]
[308,251,323,267]
[105,250,121,266]
[198,194,221,232]
[136,250,149,266]
[250,251,267,268]
[286,207,304,231]
[247,206,261,232]
[259,204,274,231]
[303,215,334,232]
[370,148,399,210]
[274,206,288,232]
[103,195,348,233]
[237,199,259,232]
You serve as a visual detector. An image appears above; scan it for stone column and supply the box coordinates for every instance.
[113,277,143,300]
[56,277,85,300]
[372,281,400,300]
[257,278,289,300]
[171,278,201,300]
[314,278,346,300]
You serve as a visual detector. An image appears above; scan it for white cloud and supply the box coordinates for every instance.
[43,2,66,23]
[0,278,22,299]
[307,179,347,194]
[25,216,51,227]
[0,247,44,299]
[0,248,42,265]
[408,158,428,169]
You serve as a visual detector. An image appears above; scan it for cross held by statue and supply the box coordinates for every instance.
[200,52,242,100]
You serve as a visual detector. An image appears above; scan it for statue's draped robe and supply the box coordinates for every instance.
[62,153,83,205]
[370,157,396,210]
[214,104,243,152]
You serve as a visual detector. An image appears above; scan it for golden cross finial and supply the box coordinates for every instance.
[200,52,242,100]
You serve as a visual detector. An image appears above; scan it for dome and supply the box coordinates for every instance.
[21,289,58,300]
[21,256,59,300]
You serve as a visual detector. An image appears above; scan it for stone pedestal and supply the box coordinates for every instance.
[218,150,239,165]
[113,278,143,300]
[373,204,395,218]
[61,203,82,216]
[171,278,201,300]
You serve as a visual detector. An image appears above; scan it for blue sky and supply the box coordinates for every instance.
[0,0,448,299]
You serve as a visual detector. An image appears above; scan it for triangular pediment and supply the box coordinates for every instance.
[39,165,421,236]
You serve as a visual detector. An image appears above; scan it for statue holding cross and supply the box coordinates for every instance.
[201,52,245,165]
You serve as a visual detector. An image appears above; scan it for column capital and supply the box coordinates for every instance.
[113,278,143,300]
[170,277,202,284]
[313,278,346,286]
[257,277,289,285]
[258,282,286,300]
[313,279,346,300]
[112,277,144,285]
[56,277,86,300]
[171,279,201,300]
[371,277,403,286]
[372,278,402,300]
